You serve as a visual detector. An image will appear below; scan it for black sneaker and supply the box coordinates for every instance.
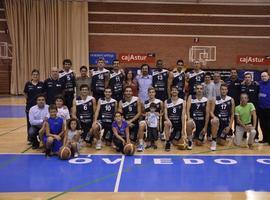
[165,142,171,151]
[45,149,52,157]
[152,144,158,149]
[145,144,152,149]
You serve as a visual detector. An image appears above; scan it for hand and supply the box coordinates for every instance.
[223,127,230,134]
[245,124,253,132]
[122,139,126,145]
[43,117,48,122]
[200,128,206,135]
[127,121,134,128]
[55,135,61,141]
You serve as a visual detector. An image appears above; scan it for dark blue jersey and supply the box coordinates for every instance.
[109,71,124,96]
[98,98,117,124]
[166,98,184,125]
[76,96,94,124]
[172,70,185,95]
[214,96,233,124]
[59,70,76,93]
[91,68,109,95]
[144,98,162,113]
[121,96,139,121]
[152,69,169,96]
[188,70,205,95]
[190,95,208,121]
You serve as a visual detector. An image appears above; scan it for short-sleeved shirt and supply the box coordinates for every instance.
[202,82,216,100]
[136,74,152,102]
[235,103,255,125]
[24,81,44,110]
[112,120,128,137]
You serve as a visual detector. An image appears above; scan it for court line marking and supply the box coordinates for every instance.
[0,124,26,137]
[89,21,270,28]
[46,146,242,199]
[114,155,125,192]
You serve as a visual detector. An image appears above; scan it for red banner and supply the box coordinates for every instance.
[237,55,270,65]
[119,53,155,63]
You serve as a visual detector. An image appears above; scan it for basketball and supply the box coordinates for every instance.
[177,138,187,150]
[59,146,71,160]
[123,143,135,156]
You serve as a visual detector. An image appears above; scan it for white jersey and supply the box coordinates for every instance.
[146,112,159,128]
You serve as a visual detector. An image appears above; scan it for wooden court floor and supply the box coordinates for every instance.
[0,96,269,200]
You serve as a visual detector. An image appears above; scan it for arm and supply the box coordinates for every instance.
[160,101,164,116]
[181,101,186,137]
[141,101,146,117]
[251,110,257,128]
[228,99,235,130]
[186,95,192,120]
[203,100,210,133]
[167,72,173,98]
[104,73,109,89]
[210,98,217,119]
[125,126,130,144]
[29,108,43,126]
[71,98,77,119]
[112,127,126,144]
[94,99,101,122]
[164,100,169,121]
[92,97,97,113]
[118,100,123,113]
[128,100,142,124]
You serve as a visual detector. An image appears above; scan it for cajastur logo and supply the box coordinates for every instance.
[237,55,270,65]
[119,53,155,63]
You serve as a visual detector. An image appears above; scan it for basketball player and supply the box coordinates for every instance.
[118,86,141,143]
[91,87,117,149]
[137,87,163,152]
[59,59,76,110]
[44,104,65,156]
[187,60,205,95]
[91,58,110,101]
[164,86,186,151]
[112,112,130,153]
[43,67,65,105]
[152,59,169,101]
[210,84,235,151]
[109,59,125,101]
[168,59,186,99]
[186,84,210,149]
[72,84,96,143]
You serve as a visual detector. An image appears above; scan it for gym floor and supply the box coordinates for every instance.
[0,96,269,200]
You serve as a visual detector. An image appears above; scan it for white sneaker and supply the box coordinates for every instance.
[74,153,79,158]
[137,144,144,152]
[95,140,102,150]
[187,140,193,150]
[210,141,217,151]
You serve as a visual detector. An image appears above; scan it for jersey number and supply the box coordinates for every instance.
[105,105,111,111]
[83,104,88,110]
[98,74,104,80]
[172,108,177,113]
[221,104,227,110]
[157,75,163,80]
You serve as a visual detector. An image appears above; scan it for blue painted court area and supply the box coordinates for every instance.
[0,154,270,192]
[0,105,25,118]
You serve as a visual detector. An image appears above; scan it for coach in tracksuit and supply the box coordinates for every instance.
[258,71,270,144]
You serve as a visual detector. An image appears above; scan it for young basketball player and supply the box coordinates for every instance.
[65,118,81,157]
[112,112,130,153]
[44,104,65,156]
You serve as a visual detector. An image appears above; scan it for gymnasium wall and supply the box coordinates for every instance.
[0,0,11,94]
[88,1,270,70]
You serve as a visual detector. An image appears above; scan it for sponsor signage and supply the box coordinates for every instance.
[119,53,155,63]
[89,52,116,65]
[237,55,270,65]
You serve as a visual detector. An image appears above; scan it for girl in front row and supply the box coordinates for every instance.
[65,118,81,157]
